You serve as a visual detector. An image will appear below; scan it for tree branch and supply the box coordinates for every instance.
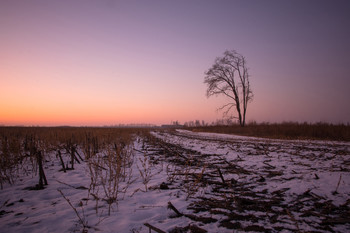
[204,49,253,126]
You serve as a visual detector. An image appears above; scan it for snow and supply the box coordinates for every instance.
[151,130,350,232]
[1,130,349,232]
[164,130,350,201]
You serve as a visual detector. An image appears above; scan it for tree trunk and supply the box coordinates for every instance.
[236,105,243,127]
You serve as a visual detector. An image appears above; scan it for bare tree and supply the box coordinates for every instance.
[204,50,253,127]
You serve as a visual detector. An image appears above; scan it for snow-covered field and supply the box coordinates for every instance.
[1,129,349,232]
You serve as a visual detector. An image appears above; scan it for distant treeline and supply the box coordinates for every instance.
[185,122,350,141]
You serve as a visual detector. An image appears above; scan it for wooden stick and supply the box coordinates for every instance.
[217,168,226,185]
[57,150,66,172]
[37,151,48,187]
[335,174,342,193]
[74,149,84,162]
[167,201,183,217]
[71,146,81,164]
[58,189,86,227]
[263,161,275,169]
[144,223,166,233]
[70,147,74,170]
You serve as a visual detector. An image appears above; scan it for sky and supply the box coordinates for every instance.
[1,0,349,126]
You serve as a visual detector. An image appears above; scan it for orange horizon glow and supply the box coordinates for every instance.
[0,81,224,126]
[1,1,349,126]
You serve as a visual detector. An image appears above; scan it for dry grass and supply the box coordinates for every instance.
[187,122,350,141]
[0,126,150,226]
[0,127,148,188]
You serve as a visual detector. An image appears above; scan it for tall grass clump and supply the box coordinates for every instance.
[0,126,145,190]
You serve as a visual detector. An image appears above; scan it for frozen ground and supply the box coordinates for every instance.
[0,129,349,232]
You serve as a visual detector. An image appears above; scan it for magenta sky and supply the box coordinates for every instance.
[1,0,349,126]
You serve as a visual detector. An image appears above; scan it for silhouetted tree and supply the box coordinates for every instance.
[204,50,253,127]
